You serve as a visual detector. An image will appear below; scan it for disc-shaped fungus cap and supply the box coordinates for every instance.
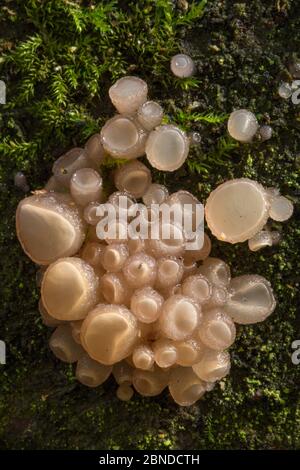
[81,304,139,365]
[113,360,134,384]
[76,354,112,387]
[224,274,276,324]
[137,101,163,131]
[155,257,184,289]
[174,338,204,367]
[52,148,91,187]
[181,274,212,305]
[84,133,105,167]
[100,115,147,160]
[205,178,270,243]
[169,367,206,406]
[130,286,163,323]
[159,295,202,341]
[198,308,236,351]
[145,125,189,171]
[101,244,129,273]
[132,344,155,370]
[170,54,195,78]
[198,258,231,288]
[166,190,202,234]
[109,76,148,114]
[227,109,259,142]
[16,193,86,265]
[49,324,84,363]
[100,272,130,305]
[153,338,177,368]
[122,253,157,288]
[142,183,169,206]
[192,350,231,383]
[269,195,294,221]
[147,221,185,258]
[41,257,99,321]
[114,160,152,199]
[184,233,211,262]
[70,168,103,206]
[132,365,169,397]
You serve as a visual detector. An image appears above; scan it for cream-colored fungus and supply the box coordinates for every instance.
[137,100,163,130]
[192,350,231,383]
[116,383,134,401]
[70,168,103,206]
[49,324,84,363]
[205,178,270,244]
[101,243,129,273]
[122,253,157,288]
[227,109,259,142]
[71,320,83,344]
[130,286,163,323]
[170,54,195,78]
[169,367,206,406]
[155,257,184,289]
[76,354,112,387]
[198,309,236,351]
[52,148,90,187]
[109,76,148,114]
[224,274,276,324]
[114,160,151,198]
[16,75,282,406]
[101,115,147,160]
[159,295,201,341]
[41,257,99,321]
[16,192,86,265]
[132,344,155,370]
[84,133,105,167]
[146,125,189,171]
[142,183,169,206]
[153,338,177,368]
[81,304,138,365]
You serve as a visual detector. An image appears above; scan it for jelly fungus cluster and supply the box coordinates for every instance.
[16,75,280,406]
[227,109,272,143]
[205,179,293,249]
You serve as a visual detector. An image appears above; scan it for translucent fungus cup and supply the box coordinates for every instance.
[159,295,202,341]
[114,160,151,199]
[227,109,259,142]
[170,54,195,78]
[146,125,189,171]
[16,193,86,265]
[81,304,138,365]
[130,287,163,323]
[224,274,276,324]
[169,367,206,406]
[198,308,236,351]
[70,168,103,206]
[100,115,147,160]
[137,101,163,130]
[192,350,231,383]
[41,257,99,321]
[76,355,112,387]
[205,178,270,243]
[109,76,148,114]
[49,324,84,363]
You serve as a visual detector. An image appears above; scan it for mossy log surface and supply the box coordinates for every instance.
[0,0,299,450]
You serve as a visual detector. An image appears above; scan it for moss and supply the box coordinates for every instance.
[0,0,299,450]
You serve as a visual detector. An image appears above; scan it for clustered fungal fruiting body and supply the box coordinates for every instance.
[227,109,273,143]
[205,178,293,247]
[15,75,282,406]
